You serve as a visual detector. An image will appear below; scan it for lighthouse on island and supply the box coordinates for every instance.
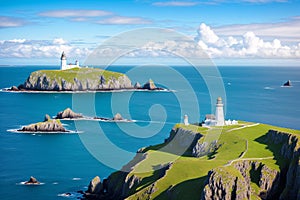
[60,52,80,70]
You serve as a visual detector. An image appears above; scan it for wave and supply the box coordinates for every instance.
[57,192,82,198]
[16,181,45,185]
[71,177,81,181]
[264,87,275,90]
[7,129,83,134]
[280,85,293,88]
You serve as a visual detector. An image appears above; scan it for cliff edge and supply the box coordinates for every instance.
[82,123,300,200]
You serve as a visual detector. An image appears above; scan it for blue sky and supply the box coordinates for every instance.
[0,0,299,66]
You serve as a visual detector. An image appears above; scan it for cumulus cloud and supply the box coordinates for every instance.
[112,23,300,59]
[0,38,91,59]
[196,23,300,58]
[39,10,112,18]
[214,17,300,43]
[152,1,199,6]
[96,16,152,25]
[0,16,27,28]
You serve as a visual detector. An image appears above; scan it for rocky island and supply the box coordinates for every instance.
[55,108,133,122]
[55,108,84,119]
[82,122,300,200]
[24,176,40,185]
[18,114,68,133]
[7,68,166,92]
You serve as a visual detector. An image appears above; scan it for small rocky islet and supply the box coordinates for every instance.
[16,108,133,133]
[24,176,40,185]
[18,114,68,133]
[7,68,165,92]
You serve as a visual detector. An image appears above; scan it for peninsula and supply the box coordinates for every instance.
[83,122,300,200]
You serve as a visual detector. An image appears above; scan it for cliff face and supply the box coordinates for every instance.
[84,153,173,200]
[18,68,132,91]
[202,129,300,200]
[164,127,203,156]
[266,130,300,200]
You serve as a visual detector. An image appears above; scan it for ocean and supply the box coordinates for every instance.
[0,66,299,200]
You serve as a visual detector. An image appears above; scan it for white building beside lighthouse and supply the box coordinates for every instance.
[60,52,80,70]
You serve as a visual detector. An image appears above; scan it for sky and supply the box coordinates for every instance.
[0,0,299,66]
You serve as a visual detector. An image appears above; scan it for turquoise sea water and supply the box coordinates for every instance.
[0,66,299,200]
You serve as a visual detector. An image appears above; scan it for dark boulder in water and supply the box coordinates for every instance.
[10,86,19,91]
[142,79,157,90]
[25,176,40,185]
[283,80,292,87]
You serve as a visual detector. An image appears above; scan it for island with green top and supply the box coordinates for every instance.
[8,67,165,92]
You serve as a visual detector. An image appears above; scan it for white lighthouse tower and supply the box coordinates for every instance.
[215,97,225,126]
[61,51,67,70]
[184,114,189,125]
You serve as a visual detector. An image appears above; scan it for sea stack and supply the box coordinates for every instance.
[142,79,157,90]
[24,176,40,185]
[55,108,83,119]
[113,113,124,121]
[283,80,292,87]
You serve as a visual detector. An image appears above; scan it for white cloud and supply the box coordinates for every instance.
[214,17,300,43]
[0,39,91,59]
[152,1,198,6]
[96,16,152,25]
[196,23,300,58]
[113,23,300,60]
[0,16,27,28]
[39,10,113,18]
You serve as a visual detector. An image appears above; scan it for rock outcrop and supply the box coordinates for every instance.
[18,117,67,132]
[283,80,292,87]
[84,153,149,200]
[15,68,133,91]
[164,127,203,156]
[265,130,300,200]
[84,158,173,200]
[112,113,123,121]
[25,176,40,185]
[55,108,83,119]
[202,129,300,200]
[134,82,141,89]
[142,79,164,90]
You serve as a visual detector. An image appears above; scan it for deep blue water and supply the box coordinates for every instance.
[0,66,299,200]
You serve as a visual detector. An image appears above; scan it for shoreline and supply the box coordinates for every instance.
[1,88,173,94]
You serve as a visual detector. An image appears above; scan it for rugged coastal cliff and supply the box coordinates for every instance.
[83,123,300,200]
[202,130,299,200]
[16,68,132,91]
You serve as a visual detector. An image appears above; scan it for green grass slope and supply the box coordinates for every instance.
[31,67,124,85]
[126,122,300,200]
